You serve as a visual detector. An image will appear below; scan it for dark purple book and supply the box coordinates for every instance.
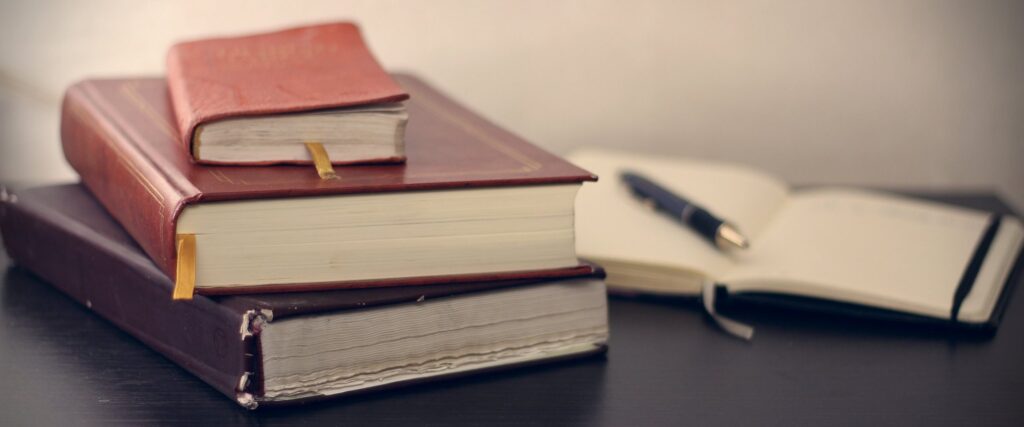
[0,184,608,409]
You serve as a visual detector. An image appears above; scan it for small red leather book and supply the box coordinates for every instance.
[167,22,409,165]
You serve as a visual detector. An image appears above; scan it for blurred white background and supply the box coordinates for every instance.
[1,0,1022,208]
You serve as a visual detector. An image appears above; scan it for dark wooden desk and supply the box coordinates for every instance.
[1,193,1022,426]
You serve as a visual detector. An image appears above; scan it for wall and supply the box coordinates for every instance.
[1,0,1021,208]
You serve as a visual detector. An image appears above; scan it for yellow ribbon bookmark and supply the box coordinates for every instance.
[172,234,197,300]
[305,142,337,180]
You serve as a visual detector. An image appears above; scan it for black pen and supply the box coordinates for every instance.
[621,171,750,251]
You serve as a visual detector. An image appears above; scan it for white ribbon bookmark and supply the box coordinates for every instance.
[702,280,755,341]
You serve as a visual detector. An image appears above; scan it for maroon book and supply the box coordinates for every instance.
[60,74,597,296]
[0,184,609,409]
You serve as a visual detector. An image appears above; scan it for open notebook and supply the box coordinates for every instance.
[570,149,1023,330]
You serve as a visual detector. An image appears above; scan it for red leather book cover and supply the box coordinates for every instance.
[60,74,597,294]
[167,22,408,163]
[0,184,606,408]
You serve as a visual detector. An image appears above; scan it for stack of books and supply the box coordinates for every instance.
[0,22,609,409]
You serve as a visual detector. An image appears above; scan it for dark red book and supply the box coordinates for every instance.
[61,74,597,297]
[167,22,410,165]
[0,184,609,409]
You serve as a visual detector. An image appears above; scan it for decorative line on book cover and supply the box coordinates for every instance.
[120,78,546,182]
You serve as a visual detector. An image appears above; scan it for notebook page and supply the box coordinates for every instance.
[723,188,994,318]
[570,149,791,281]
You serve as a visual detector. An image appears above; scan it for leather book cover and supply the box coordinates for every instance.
[166,22,409,162]
[0,183,605,408]
[60,74,597,292]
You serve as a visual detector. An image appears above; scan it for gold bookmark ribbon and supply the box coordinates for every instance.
[172,234,197,300]
[305,142,337,180]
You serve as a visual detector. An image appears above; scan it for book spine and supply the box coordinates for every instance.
[0,196,259,407]
[60,81,186,277]
[165,47,198,154]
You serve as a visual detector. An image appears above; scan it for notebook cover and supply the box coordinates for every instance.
[717,259,1020,335]
[60,74,597,292]
[0,183,606,408]
[166,22,409,163]
[605,233,1022,334]
[719,210,1023,334]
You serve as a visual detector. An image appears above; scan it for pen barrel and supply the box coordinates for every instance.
[622,172,689,213]
[687,208,724,239]
[621,171,724,243]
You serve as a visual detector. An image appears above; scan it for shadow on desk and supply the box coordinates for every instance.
[0,266,608,425]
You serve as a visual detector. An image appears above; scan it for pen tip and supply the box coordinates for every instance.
[716,224,750,251]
